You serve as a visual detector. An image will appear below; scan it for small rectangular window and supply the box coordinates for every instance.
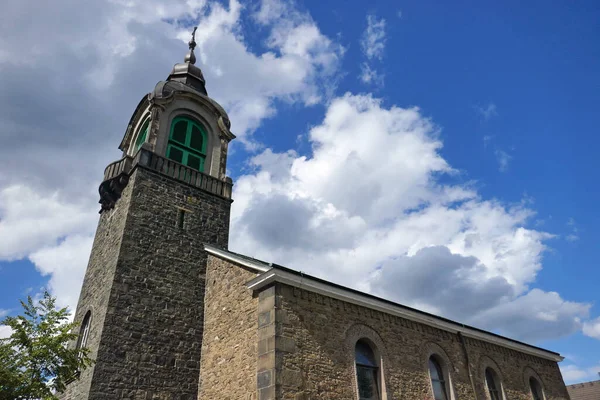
[177,209,185,229]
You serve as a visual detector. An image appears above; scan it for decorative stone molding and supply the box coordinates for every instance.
[523,366,546,397]
[344,323,389,400]
[246,267,562,363]
[148,107,160,151]
[420,341,457,400]
[477,355,507,400]
[344,323,388,359]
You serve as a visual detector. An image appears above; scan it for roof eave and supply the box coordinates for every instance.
[245,268,564,363]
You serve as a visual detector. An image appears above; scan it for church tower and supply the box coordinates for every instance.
[61,29,235,400]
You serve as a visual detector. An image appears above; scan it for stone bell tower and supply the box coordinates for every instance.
[61,29,235,400]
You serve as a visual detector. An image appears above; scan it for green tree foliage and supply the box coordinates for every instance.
[0,292,93,400]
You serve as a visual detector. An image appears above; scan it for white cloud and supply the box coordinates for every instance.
[583,317,600,340]
[360,15,386,61]
[0,184,96,308]
[359,14,386,86]
[29,235,94,310]
[0,186,97,261]
[483,135,493,149]
[0,324,13,339]
[476,102,498,120]
[360,62,384,86]
[566,218,579,242]
[495,149,512,172]
[0,0,595,349]
[0,0,343,309]
[0,0,343,193]
[230,93,592,342]
[561,363,600,384]
[187,0,343,142]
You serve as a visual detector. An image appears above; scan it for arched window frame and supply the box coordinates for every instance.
[478,356,506,400]
[166,116,208,172]
[129,115,151,156]
[484,367,504,400]
[345,324,388,400]
[76,311,92,359]
[354,339,381,400]
[422,343,456,400]
[523,367,546,400]
[528,376,545,400]
[428,355,450,400]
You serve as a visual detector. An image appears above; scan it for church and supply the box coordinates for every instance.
[60,31,571,400]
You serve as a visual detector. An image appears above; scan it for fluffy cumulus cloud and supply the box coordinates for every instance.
[0,325,12,339]
[29,236,94,310]
[560,363,600,384]
[0,0,342,308]
[583,317,600,340]
[0,0,596,347]
[191,0,343,141]
[0,186,96,261]
[230,93,593,342]
[0,0,343,192]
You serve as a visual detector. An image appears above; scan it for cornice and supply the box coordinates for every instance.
[204,245,271,273]
[245,268,564,363]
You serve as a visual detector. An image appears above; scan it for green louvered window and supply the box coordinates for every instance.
[134,119,150,152]
[167,117,207,172]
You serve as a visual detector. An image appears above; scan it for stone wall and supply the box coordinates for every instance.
[62,164,231,400]
[59,171,134,400]
[266,283,569,400]
[198,256,259,399]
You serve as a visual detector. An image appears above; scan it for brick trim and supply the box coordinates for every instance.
[345,323,389,400]
[478,355,508,400]
[421,341,458,400]
[523,366,547,399]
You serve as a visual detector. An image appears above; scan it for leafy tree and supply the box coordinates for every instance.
[0,292,93,400]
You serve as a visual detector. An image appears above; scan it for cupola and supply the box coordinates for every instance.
[99,27,235,212]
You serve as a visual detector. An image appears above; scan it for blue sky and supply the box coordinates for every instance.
[0,0,598,384]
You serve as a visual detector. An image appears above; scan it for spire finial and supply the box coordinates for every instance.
[184,27,198,64]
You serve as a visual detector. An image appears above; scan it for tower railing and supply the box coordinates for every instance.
[103,155,133,182]
[135,149,232,199]
[99,148,232,212]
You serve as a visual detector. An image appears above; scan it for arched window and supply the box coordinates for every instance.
[166,116,207,171]
[355,339,380,400]
[485,368,502,400]
[76,311,91,358]
[133,118,150,153]
[428,356,449,400]
[529,377,544,400]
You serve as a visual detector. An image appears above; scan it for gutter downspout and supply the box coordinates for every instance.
[458,331,479,400]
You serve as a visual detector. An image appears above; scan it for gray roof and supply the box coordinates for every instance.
[567,379,600,400]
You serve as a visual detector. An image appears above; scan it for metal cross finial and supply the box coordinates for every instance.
[184,26,198,64]
[189,27,197,51]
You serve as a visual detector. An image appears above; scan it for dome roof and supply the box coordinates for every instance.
[166,26,207,95]
[151,80,230,129]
